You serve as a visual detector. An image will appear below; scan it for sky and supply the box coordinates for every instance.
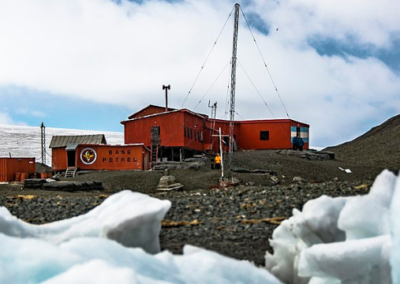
[0,0,399,147]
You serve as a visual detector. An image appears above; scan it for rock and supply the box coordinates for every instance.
[269,176,279,185]
[293,176,304,183]
[157,169,184,191]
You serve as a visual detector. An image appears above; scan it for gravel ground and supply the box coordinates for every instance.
[1,149,386,266]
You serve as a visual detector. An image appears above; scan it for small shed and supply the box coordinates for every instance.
[50,135,107,171]
[0,157,36,182]
[50,135,150,172]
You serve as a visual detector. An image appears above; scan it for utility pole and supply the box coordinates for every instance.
[162,85,171,112]
[41,122,46,165]
[228,3,240,177]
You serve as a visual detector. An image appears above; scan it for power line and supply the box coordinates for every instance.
[238,60,275,118]
[193,61,230,111]
[181,6,235,108]
[239,6,290,118]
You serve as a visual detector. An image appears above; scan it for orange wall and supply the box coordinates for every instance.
[182,112,206,151]
[52,148,68,171]
[123,110,309,153]
[125,112,183,146]
[0,158,36,182]
[52,145,149,171]
[124,112,207,152]
[76,145,147,170]
[237,121,292,149]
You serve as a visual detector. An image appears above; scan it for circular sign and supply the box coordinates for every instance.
[80,148,97,165]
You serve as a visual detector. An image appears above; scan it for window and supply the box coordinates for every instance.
[260,131,269,141]
[194,130,197,141]
[190,128,193,139]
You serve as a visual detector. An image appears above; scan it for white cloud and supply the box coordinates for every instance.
[16,108,46,117]
[0,0,399,146]
[0,112,26,126]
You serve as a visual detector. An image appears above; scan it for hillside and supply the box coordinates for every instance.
[325,114,400,170]
[0,125,124,165]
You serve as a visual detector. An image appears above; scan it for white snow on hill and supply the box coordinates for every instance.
[0,124,124,164]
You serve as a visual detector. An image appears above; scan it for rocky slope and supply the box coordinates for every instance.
[325,114,400,170]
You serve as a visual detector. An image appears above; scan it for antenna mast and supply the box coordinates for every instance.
[228,3,240,177]
[208,100,217,119]
[40,122,46,165]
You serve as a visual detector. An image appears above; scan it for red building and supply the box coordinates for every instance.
[50,135,150,172]
[121,105,309,162]
[0,157,36,182]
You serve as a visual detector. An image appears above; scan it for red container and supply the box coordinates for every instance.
[0,158,35,182]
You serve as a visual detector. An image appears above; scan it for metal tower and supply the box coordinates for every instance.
[228,3,240,176]
[208,100,217,119]
[41,122,46,165]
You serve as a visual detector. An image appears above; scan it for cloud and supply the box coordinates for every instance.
[16,108,46,117]
[0,112,26,126]
[0,0,399,146]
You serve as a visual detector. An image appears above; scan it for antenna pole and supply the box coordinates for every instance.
[162,85,171,112]
[41,122,46,165]
[228,3,240,177]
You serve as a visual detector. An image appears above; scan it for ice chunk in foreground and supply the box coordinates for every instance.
[298,235,391,283]
[338,170,396,240]
[265,195,347,284]
[0,190,171,253]
[392,172,400,284]
[266,170,397,284]
[0,234,282,284]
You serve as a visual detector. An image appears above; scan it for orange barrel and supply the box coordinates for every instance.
[15,172,21,181]
[20,173,27,181]
[41,172,51,179]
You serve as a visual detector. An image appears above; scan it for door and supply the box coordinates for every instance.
[151,126,160,145]
[67,151,76,167]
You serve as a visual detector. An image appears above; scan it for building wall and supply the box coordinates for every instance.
[52,148,68,171]
[52,144,149,171]
[0,158,36,182]
[290,122,310,149]
[236,121,292,150]
[124,108,310,153]
[182,112,207,152]
[125,111,207,151]
[204,120,238,153]
[76,145,148,170]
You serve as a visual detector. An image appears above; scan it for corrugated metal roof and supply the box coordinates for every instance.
[49,135,107,148]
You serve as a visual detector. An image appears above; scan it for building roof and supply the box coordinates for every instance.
[122,107,208,125]
[49,135,107,148]
[128,104,176,119]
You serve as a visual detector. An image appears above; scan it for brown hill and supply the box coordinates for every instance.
[325,114,400,171]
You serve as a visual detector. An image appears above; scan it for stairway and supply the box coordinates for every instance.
[151,145,158,166]
[65,167,77,178]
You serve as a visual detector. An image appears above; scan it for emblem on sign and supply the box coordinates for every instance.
[80,148,97,165]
